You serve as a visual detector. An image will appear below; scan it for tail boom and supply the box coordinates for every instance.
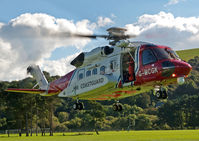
[6,66,76,96]
[6,88,59,96]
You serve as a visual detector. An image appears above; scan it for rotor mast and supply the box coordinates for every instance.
[106,27,133,45]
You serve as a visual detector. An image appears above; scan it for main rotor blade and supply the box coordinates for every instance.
[73,34,108,39]
[126,35,137,38]
[47,31,108,39]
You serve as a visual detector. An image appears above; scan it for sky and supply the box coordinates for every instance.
[1,0,199,81]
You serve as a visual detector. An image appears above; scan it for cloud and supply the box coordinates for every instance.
[41,53,79,77]
[125,11,199,50]
[97,16,114,27]
[164,0,184,7]
[0,13,115,81]
[0,13,96,81]
[0,23,4,28]
[166,0,179,5]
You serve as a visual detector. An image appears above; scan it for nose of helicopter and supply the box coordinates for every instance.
[174,60,192,76]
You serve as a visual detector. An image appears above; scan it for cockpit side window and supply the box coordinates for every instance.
[153,48,171,60]
[166,49,179,60]
[142,49,157,65]
[152,47,179,60]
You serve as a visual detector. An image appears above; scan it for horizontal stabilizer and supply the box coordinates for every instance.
[6,88,46,94]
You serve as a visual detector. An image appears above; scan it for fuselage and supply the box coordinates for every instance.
[46,41,192,100]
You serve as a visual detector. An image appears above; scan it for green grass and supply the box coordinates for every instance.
[177,48,199,61]
[1,130,199,141]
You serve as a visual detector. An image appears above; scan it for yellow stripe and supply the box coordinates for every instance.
[6,90,42,94]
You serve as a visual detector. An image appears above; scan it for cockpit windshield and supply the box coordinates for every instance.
[152,47,179,60]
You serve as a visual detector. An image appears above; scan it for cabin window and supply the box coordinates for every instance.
[100,66,106,75]
[86,70,91,77]
[78,73,83,80]
[110,61,114,70]
[110,60,117,70]
[78,69,84,80]
[142,49,157,65]
[92,68,97,75]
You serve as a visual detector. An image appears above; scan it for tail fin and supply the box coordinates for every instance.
[27,65,48,90]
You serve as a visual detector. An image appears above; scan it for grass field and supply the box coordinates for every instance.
[0,130,199,141]
[177,48,199,61]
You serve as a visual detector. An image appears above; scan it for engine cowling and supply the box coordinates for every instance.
[70,46,114,68]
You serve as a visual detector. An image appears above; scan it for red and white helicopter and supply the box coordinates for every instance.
[6,27,192,111]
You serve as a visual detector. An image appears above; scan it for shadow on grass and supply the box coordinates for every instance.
[0,136,19,138]
[0,132,94,138]
[61,133,94,136]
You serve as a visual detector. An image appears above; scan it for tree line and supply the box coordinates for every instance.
[0,56,199,135]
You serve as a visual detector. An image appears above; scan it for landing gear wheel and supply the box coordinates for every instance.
[155,91,162,99]
[112,103,123,111]
[73,103,78,110]
[113,104,118,111]
[73,102,84,110]
[162,90,168,99]
[78,102,84,110]
[117,104,123,111]
[155,88,168,99]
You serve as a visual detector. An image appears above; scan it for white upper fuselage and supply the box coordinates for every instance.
[58,41,144,99]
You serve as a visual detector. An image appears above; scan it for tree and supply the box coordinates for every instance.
[85,101,106,134]
[45,96,61,136]
[58,112,69,123]
[135,93,151,108]
[158,95,199,129]
[135,114,152,130]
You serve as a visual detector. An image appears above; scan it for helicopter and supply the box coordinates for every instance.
[6,27,192,111]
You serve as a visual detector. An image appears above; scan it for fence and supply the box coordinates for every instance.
[0,128,51,137]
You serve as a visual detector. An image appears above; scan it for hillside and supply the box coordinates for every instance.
[177,48,199,61]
